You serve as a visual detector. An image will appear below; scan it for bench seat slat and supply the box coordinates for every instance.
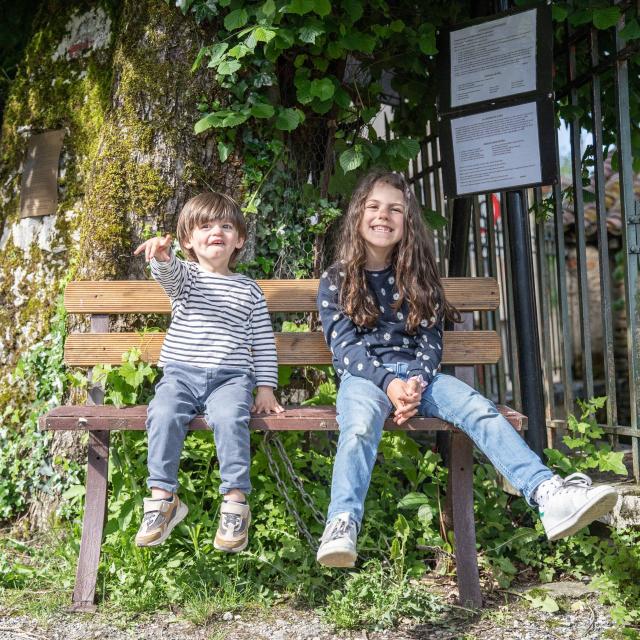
[64,277,500,313]
[63,330,502,366]
[40,404,526,432]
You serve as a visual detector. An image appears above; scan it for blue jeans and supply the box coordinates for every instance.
[146,361,255,495]
[327,364,553,526]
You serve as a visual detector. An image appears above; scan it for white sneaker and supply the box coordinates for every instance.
[535,473,618,541]
[316,513,358,567]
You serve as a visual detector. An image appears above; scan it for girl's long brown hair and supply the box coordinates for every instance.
[337,169,460,332]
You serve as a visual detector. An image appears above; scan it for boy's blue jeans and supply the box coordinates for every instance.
[327,363,554,526]
[146,361,255,495]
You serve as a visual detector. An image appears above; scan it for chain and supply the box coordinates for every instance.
[270,433,326,526]
[261,432,324,550]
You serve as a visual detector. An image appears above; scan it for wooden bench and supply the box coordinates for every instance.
[39,277,526,613]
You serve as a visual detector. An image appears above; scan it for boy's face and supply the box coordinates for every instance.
[184,218,245,273]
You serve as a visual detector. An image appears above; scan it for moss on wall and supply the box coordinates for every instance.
[0,1,118,403]
[0,0,244,443]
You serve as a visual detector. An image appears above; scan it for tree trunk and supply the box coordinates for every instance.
[0,0,243,528]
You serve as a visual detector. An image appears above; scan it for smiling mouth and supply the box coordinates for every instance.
[371,225,392,233]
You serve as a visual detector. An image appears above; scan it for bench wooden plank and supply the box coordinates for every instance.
[63,330,502,366]
[40,404,527,432]
[64,277,500,313]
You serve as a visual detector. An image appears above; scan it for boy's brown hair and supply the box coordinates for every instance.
[176,191,247,265]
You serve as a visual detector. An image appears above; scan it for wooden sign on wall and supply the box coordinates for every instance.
[20,130,65,218]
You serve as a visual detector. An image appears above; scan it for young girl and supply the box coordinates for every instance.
[315,169,617,568]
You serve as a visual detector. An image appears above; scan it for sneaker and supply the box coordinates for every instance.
[214,500,251,553]
[316,513,358,568]
[536,473,618,541]
[135,495,188,547]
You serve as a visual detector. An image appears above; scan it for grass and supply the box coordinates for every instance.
[180,579,264,625]
[322,559,450,631]
[0,587,69,620]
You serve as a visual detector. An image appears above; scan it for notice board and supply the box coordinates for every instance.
[437,5,558,198]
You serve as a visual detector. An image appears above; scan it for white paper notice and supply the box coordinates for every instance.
[452,102,541,195]
[450,9,536,108]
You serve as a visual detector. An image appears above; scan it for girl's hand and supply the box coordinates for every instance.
[134,234,173,262]
[251,387,285,414]
[387,378,421,425]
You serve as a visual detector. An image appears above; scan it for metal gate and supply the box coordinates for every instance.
[404,2,640,480]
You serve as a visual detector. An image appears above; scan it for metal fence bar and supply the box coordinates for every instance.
[399,4,638,480]
[613,6,640,481]
[567,22,595,400]
[500,196,522,412]
[534,188,556,446]
[589,27,619,434]
[486,193,507,405]
[552,127,575,421]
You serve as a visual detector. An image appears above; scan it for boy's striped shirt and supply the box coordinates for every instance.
[150,254,278,387]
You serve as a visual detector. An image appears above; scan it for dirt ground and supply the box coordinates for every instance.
[0,579,634,640]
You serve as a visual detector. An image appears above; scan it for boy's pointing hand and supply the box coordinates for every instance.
[134,234,173,262]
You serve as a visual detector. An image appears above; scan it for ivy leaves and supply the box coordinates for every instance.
[185,0,433,181]
[337,138,420,177]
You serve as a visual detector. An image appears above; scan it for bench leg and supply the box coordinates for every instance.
[450,432,482,608]
[70,431,110,613]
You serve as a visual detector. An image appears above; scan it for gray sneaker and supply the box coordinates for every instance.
[135,495,188,547]
[214,500,251,553]
[316,512,358,568]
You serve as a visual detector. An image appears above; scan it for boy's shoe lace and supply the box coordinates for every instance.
[536,473,618,541]
[214,499,251,553]
[316,512,358,568]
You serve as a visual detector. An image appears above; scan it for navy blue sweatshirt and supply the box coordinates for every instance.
[317,263,444,392]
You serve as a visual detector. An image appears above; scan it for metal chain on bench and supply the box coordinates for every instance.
[261,432,326,550]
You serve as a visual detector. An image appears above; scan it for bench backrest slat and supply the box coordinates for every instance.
[64,277,500,313]
[64,330,502,366]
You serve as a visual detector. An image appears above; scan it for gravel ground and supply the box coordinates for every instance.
[0,581,630,640]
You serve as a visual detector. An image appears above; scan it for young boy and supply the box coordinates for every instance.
[133,191,283,552]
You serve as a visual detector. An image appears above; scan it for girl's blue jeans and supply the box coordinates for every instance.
[146,361,255,495]
[327,363,554,526]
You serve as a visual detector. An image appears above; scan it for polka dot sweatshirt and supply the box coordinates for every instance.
[317,263,444,392]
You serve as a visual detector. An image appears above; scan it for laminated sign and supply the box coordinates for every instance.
[437,6,558,197]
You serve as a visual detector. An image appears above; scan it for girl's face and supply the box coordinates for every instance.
[358,181,405,265]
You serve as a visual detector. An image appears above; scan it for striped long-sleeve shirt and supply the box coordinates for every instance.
[151,254,278,387]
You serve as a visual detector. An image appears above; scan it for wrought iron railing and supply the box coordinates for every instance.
[403,2,640,480]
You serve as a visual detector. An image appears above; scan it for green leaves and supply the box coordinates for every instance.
[310,77,335,100]
[544,396,629,478]
[339,145,365,173]
[418,23,437,55]
[251,102,275,118]
[194,108,251,133]
[217,59,242,75]
[620,18,640,41]
[224,8,249,30]
[217,140,233,162]
[340,30,376,53]
[205,43,229,68]
[275,107,305,130]
[397,492,430,510]
[285,0,330,16]
[525,591,560,614]
[299,22,325,44]
[592,7,620,30]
